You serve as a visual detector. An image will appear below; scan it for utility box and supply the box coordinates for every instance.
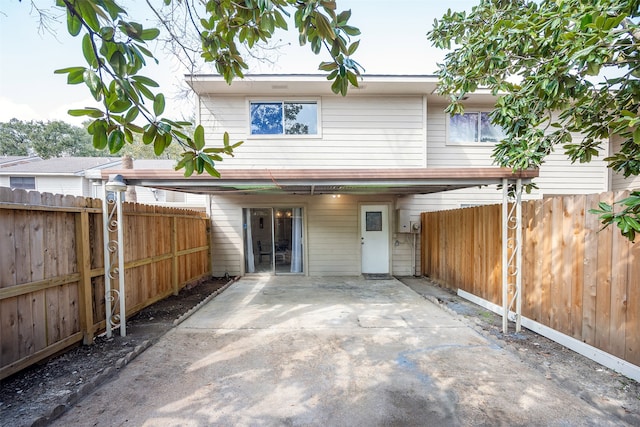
[396,209,411,233]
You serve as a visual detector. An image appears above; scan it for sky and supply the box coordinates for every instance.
[0,0,478,125]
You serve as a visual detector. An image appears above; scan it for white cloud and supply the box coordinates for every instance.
[0,95,101,126]
[47,97,101,126]
[0,96,41,122]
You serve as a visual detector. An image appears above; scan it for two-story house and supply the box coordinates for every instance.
[104,74,636,278]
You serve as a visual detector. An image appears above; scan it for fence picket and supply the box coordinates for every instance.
[421,190,638,370]
[0,188,212,379]
[626,239,640,365]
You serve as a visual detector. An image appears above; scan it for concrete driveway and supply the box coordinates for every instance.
[53,276,620,426]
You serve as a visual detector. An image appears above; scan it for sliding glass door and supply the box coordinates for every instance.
[244,207,304,274]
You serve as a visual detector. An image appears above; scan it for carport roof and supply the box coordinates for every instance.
[101,167,538,196]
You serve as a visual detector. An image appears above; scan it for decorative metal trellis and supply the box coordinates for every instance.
[502,178,523,333]
[102,178,127,337]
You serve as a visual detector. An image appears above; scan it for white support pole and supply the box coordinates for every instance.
[501,178,509,334]
[102,183,112,338]
[515,178,523,332]
[103,175,127,338]
[116,190,126,337]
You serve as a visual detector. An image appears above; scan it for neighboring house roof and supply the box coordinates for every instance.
[0,157,121,176]
[0,156,41,168]
[100,168,538,196]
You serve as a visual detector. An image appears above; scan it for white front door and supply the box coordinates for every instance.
[360,204,390,274]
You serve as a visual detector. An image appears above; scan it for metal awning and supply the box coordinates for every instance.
[100,167,538,196]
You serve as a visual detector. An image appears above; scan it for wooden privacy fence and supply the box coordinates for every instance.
[0,187,211,379]
[422,190,640,368]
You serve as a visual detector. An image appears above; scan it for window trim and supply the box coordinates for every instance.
[246,98,322,139]
[9,176,36,190]
[446,109,505,146]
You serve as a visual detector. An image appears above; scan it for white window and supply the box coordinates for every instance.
[10,176,35,190]
[249,101,318,136]
[448,111,506,144]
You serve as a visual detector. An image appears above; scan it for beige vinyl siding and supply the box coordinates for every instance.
[390,204,422,276]
[200,95,426,169]
[611,135,640,191]
[307,199,358,275]
[612,169,640,191]
[34,176,85,196]
[208,194,404,276]
[426,103,498,168]
[426,102,610,198]
[210,196,244,277]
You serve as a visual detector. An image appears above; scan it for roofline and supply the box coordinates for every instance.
[100,167,538,182]
[184,73,439,80]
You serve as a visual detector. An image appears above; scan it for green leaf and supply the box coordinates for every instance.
[203,159,220,177]
[153,93,165,116]
[633,127,640,145]
[194,125,205,150]
[184,157,194,177]
[140,28,160,40]
[318,61,336,71]
[133,80,155,100]
[107,129,125,153]
[347,40,359,56]
[67,11,82,36]
[68,108,104,118]
[154,133,166,156]
[124,106,139,122]
[109,51,127,76]
[143,124,157,145]
[314,12,335,40]
[109,99,132,113]
[82,34,97,67]
[77,1,101,31]
[340,25,360,36]
[83,69,102,100]
[130,75,159,87]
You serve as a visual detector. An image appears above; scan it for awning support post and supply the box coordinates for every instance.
[501,178,523,334]
[501,179,509,333]
[103,175,127,337]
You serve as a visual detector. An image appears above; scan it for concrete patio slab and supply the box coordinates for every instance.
[51,276,625,426]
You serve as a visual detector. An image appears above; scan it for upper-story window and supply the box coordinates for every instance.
[448,111,506,144]
[10,176,35,190]
[250,101,318,135]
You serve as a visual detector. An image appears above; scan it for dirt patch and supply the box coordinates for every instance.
[398,276,640,425]
[0,277,232,427]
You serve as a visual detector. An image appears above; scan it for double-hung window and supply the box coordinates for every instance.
[250,101,318,136]
[10,176,35,190]
[448,111,506,144]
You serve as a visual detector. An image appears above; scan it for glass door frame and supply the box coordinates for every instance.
[243,205,306,276]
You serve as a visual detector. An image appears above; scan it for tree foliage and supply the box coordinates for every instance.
[45,0,361,177]
[0,118,104,158]
[428,0,640,241]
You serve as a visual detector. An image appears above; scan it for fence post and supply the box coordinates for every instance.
[76,210,94,345]
[172,216,179,295]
